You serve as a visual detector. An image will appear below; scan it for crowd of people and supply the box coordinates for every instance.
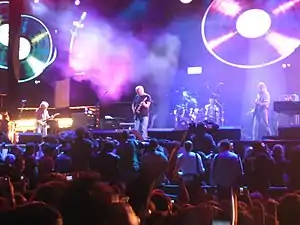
[0,123,300,225]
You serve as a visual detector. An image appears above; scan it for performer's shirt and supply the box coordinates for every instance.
[205,104,219,121]
[255,91,270,110]
[36,108,50,123]
[133,94,152,117]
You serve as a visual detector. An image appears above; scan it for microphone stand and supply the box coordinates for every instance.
[18,100,27,119]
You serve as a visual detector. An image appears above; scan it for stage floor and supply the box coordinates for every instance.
[91,126,242,142]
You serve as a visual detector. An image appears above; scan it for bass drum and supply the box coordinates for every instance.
[177,119,190,129]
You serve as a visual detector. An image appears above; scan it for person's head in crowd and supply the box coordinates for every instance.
[10,145,22,157]
[42,143,55,157]
[1,202,62,225]
[249,192,264,202]
[14,156,25,174]
[253,141,267,153]
[149,139,159,152]
[272,144,285,161]
[4,154,15,166]
[218,139,232,152]
[61,144,71,156]
[184,140,193,152]
[278,193,300,225]
[32,181,67,210]
[196,122,206,135]
[25,143,36,155]
[244,146,254,160]
[85,131,91,139]
[43,135,58,144]
[60,179,139,225]
[150,191,172,214]
[75,127,86,139]
[102,140,115,153]
[188,122,196,134]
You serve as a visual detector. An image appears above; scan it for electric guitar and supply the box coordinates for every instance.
[134,97,148,119]
[37,113,60,126]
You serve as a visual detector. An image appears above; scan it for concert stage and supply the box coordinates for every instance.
[91,127,242,142]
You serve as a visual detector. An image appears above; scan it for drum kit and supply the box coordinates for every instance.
[172,89,225,128]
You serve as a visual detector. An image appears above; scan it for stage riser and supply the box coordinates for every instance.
[91,128,241,142]
[278,127,300,140]
[18,132,43,144]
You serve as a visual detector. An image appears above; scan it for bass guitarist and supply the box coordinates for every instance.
[36,101,59,136]
[132,85,152,140]
[252,82,271,140]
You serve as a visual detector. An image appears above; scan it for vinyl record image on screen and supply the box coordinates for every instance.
[0,1,55,82]
[201,0,300,69]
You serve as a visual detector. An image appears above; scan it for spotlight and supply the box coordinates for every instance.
[74,0,80,6]
[33,0,39,3]
[180,0,192,3]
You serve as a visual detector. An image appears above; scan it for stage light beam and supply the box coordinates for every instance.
[265,31,300,56]
[272,0,300,15]
[236,9,271,38]
[208,31,237,49]
[212,0,242,17]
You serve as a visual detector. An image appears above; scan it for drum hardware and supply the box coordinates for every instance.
[172,83,225,128]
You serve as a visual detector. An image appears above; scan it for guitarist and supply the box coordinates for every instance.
[132,85,152,140]
[36,101,52,136]
[252,82,271,140]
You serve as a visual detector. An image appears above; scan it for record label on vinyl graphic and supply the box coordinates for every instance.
[201,0,300,69]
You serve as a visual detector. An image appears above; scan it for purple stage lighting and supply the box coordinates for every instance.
[201,0,300,69]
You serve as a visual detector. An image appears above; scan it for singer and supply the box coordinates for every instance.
[252,82,271,140]
[132,86,152,140]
